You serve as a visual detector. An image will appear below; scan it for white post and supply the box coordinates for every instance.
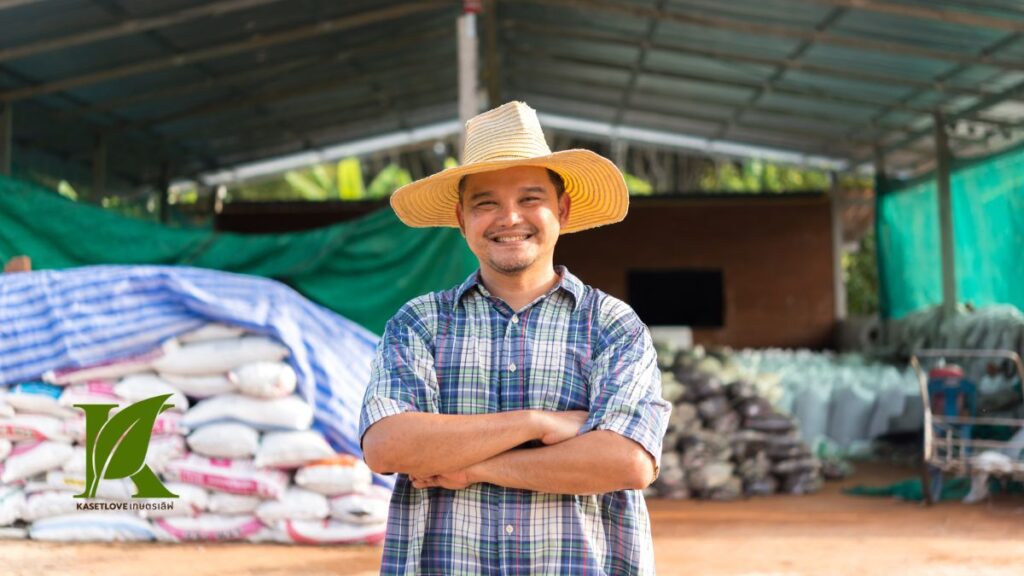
[934,112,957,317]
[829,172,848,321]
[457,3,479,160]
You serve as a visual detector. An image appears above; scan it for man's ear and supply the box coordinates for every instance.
[558,192,571,227]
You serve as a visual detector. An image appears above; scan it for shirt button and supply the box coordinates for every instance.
[508,362,517,372]
[511,315,519,324]
[505,524,514,535]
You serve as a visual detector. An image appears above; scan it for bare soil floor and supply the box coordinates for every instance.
[2,462,1023,576]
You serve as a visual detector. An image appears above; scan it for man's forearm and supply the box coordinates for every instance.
[466,430,655,495]
[362,411,542,476]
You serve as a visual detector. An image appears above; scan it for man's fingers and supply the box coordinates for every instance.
[411,475,437,489]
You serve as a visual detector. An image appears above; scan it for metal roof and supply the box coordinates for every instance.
[2,0,1024,192]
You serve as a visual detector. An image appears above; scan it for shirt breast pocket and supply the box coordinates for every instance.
[529,340,590,412]
[436,331,495,415]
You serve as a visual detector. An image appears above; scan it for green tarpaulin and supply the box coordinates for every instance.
[877,144,1024,319]
[0,175,477,334]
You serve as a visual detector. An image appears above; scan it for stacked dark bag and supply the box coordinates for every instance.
[646,350,829,501]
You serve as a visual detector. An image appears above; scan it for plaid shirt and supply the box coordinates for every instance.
[360,266,671,575]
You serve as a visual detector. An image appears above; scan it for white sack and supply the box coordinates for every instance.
[158,373,235,399]
[187,423,260,459]
[255,488,329,523]
[152,336,289,376]
[229,361,297,399]
[182,394,312,432]
[161,454,289,499]
[295,455,373,496]
[1,441,74,483]
[115,374,189,412]
[255,430,334,469]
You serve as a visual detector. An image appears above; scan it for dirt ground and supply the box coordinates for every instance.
[2,462,1023,576]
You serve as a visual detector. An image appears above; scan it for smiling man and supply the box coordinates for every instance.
[359,101,671,575]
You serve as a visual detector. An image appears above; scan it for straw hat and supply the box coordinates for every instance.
[390,101,628,234]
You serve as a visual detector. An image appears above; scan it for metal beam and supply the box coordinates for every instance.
[483,0,502,107]
[851,34,1024,164]
[799,0,1024,32]
[0,0,45,10]
[52,56,323,121]
[528,0,1024,71]
[185,83,455,152]
[510,47,1017,128]
[0,2,450,103]
[934,112,957,317]
[0,0,286,63]
[613,0,666,126]
[508,63,914,142]
[123,54,455,134]
[715,7,845,140]
[509,80,859,151]
[508,21,997,100]
[197,90,454,160]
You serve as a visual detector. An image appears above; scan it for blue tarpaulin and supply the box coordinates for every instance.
[0,265,382,477]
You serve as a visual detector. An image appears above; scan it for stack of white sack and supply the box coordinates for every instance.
[0,323,387,545]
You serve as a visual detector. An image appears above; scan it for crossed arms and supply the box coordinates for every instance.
[361,409,657,495]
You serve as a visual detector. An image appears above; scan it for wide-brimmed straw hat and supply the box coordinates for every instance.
[390,101,628,234]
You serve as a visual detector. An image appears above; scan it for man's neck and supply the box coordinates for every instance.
[478,265,561,312]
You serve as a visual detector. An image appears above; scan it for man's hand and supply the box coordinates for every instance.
[407,410,590,491]
[538,410,588,445]
[410,468,473,490]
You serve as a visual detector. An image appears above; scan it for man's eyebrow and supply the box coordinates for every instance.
[467,190,494,202]
[520,186,548,194]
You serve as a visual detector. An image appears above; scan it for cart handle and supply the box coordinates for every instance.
[910,349,1024,463]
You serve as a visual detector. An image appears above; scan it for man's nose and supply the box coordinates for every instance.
[496,202,525,225]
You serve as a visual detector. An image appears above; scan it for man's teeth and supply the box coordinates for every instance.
[495,235,529,243]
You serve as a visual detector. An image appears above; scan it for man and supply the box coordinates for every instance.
[359,101,671,575]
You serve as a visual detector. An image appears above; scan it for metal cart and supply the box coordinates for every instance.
[910,349,1024,505]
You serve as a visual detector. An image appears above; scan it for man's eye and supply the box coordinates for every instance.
[476,201,496,208]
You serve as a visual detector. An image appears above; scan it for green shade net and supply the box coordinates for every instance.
[877,144,1024,319]
[0,175,478,335]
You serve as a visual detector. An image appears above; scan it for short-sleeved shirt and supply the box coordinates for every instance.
[359,266,671,575]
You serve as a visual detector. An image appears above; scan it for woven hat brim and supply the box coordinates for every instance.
[389,149,629,234]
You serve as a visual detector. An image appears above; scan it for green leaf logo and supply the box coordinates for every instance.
[74,394,179,499]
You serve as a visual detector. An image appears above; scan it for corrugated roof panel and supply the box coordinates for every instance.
[634,73,756,105]
[621,108,723,137]
[0,0,117,48]
[645,49,777,84]
[800,43,956,81]
[833,8,1006,54]
[669,0,831,28]
[778,69,918,102]
[655,20,802,59]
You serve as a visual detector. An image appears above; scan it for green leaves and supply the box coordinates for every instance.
[81,393,174,499]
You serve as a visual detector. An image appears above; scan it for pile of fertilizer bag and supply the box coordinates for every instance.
[646,346,845,501]
[0,266,388,544]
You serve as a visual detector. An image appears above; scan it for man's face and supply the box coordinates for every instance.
[456,165,570,277]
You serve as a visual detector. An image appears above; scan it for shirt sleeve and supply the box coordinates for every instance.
[358,301,440,450]
[578,296,672,478]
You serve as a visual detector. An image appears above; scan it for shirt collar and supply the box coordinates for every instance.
[453,265,583,312]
